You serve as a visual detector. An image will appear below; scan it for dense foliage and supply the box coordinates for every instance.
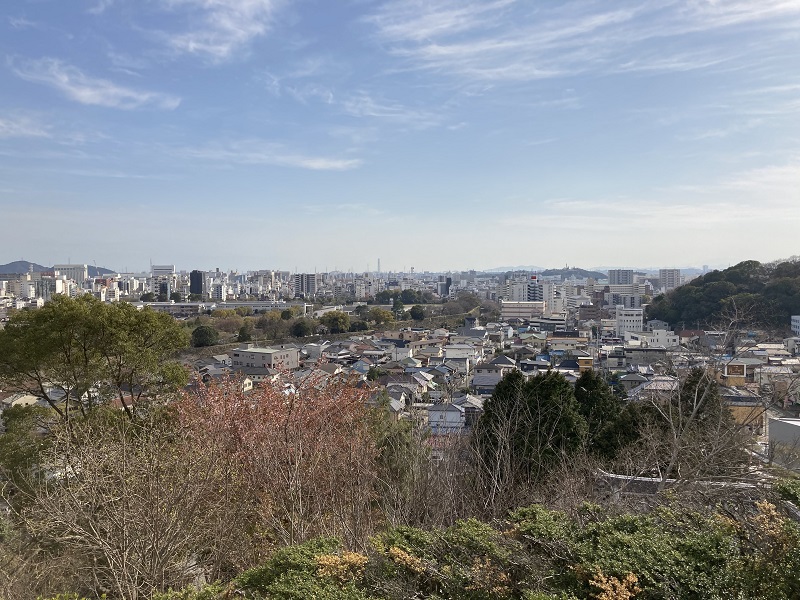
[0,295,188,420]
[647,258,800,329]
[106,498,800,600]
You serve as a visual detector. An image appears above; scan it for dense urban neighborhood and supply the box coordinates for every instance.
[3,258,800,599]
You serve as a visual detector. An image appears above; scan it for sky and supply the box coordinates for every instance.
[1,0,799,274]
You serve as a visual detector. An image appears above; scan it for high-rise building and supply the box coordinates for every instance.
[190,270,204,296]
[608,269,634,285]
[659,269,681,292]
[294,273,318,298]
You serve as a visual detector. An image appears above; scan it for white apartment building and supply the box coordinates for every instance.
[210,283,226,301]
[624,329,680,348]
[53,264,89,283]
[615,306,644,337]
[792,315,800,337]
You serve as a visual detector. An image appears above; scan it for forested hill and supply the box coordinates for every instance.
[647,259,800,329]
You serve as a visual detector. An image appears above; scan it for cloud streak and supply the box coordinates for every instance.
[365,0,800,82]
[0,115,50,139]
[343,93,441,128]
[177,140,362,171]
[160,0,282,61]
[12,58,180,109]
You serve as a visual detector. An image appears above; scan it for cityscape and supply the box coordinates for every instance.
[3,254,800,598]
[3,0,800,597]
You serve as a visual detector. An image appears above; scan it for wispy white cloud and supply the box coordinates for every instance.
[677,118,764,141]
[366,0,516,44]
[12,58,180,109]
[722,160,800,197]
[160,0,282,61]
[177,139,362,171]
[285,84,334,105]
[0,115,50,139]
[343,93,440,128]
[365,0,800,82]
[88,0,116,15]
[8,16,38,29]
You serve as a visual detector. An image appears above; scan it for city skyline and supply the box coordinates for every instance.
[0,256,756,276]
[2,1,799,272]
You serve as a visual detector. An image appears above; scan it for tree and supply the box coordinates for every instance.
[400,289,423,304]
[188,293,203,301]
[0,295,188,421]
[291,318,313,337]
[238,325,253,342]
[368,307,394,325]
[256,311,290,341]
[409,305,426,321]
[169,292,182,302]
[349,320,369,332]
[12,408,253,599]
[574,370,628,459]
[0,405,52,505]
[374,290,398,304]
[177,376,379,548]
[140,292,156,302]
[192,325,219,348]
[474,371,587,512]
[319,311,351,334]
[613,367,750,488]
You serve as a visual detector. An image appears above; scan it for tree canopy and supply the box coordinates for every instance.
[318,310,350,333]
[0,294,188,420]
[474,370,588,501]
[647,258,800,329]
[191,324,219,347]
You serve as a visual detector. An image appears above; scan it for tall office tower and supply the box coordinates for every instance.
[659,268,681,291]
[189,270,205,295]
[294,273,318,298]
[608,269,634,285]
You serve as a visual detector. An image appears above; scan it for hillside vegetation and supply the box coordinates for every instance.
[647,258,800,330]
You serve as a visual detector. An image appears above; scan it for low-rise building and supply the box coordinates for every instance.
[231,343,300,370]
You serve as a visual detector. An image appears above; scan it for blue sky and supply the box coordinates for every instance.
[1,0,799,273]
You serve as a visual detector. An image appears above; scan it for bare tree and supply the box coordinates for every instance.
[9,409,252,599]
[178,375,380,549]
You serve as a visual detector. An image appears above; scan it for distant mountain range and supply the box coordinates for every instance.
[0,261,115,277]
